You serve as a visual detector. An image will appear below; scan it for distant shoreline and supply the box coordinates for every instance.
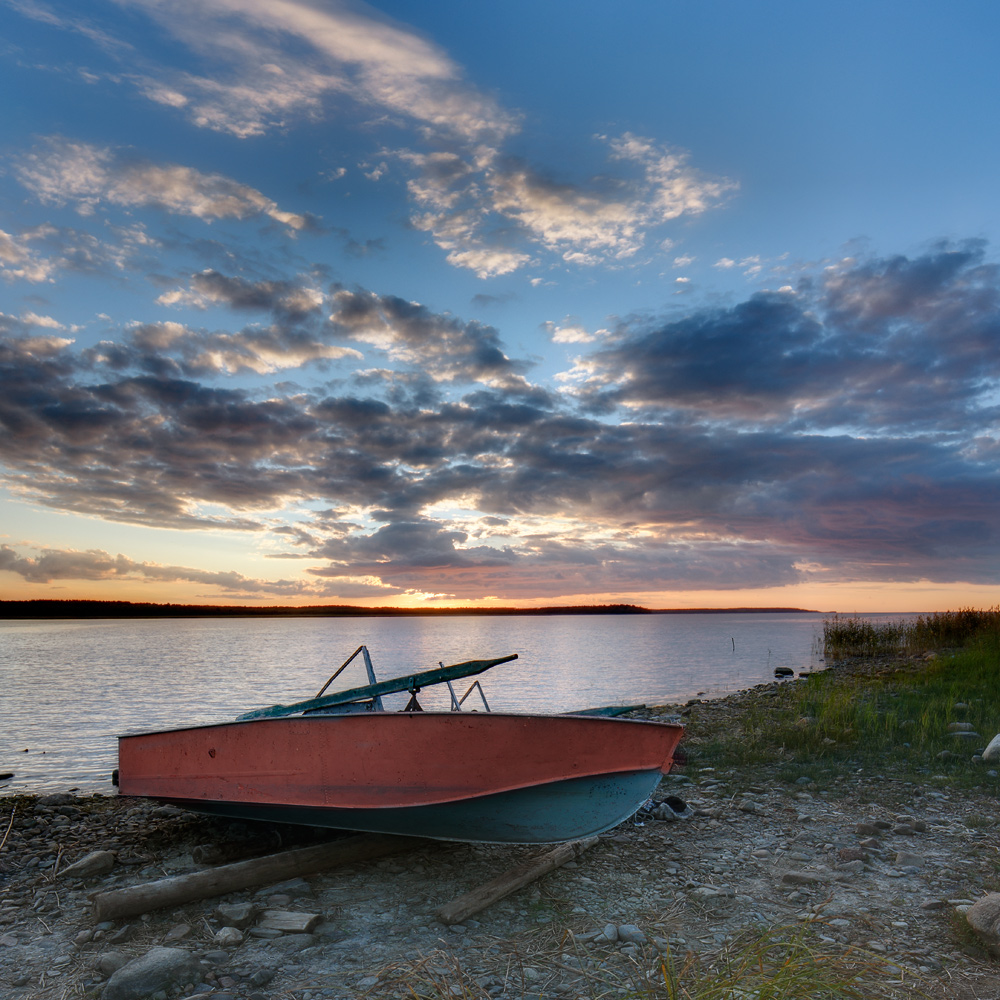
[0,599,822,619]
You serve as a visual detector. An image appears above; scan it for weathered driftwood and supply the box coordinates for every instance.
[92,833,426,922]
[435,836,600,925]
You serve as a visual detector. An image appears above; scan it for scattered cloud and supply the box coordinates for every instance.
[114,0,518,143]
[15,138,312,232]
[0,228,57,283]
[401,134,734,277]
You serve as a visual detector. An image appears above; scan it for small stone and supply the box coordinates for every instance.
[837,847,868,863]
[835,859,865,875]
[107,924,135,945]
[596,922,619,943]
[214,926,244,947]
[256,910,321,934]
[97,952,130,977]
[60,851,116,879]
[163,924,191,943]
[617,923,647,944]
[216,902,258,930]
[781,871,824,885]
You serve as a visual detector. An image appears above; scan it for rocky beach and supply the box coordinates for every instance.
[2,659,1000,1000]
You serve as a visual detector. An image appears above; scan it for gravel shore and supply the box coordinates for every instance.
[3,674,1000,1000]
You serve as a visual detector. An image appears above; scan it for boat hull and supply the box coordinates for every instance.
[118,712,683,844]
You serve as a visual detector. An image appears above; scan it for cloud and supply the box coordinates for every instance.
[1,242,998,597]
[122,320,363,375]
[328,287,530,384]
[581,241,1000,434]
[401,134,734,277]
[156,270,324,318]
[0,542,317,597]
[0,228,57,283]
[16,138,312,231]
[115,0,518,143]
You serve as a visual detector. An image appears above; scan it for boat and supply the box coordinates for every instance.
[116,647,684,844]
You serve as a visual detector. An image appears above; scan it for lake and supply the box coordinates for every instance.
[0,612,839,793]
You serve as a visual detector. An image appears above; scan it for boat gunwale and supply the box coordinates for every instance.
[117,710,683,741]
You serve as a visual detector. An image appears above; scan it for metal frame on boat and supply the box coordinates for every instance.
[117,647,684,844]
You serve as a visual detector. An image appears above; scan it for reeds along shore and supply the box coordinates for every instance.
[689,606,1000,780]
[822,607,1000,660]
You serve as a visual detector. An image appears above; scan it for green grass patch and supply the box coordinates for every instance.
[689,627,1000,791]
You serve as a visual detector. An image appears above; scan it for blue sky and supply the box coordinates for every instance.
[1,0,999,610]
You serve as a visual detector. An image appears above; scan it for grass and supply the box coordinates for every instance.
[653,925,922,1000]
[687,611,1000,790]
[823,607,1000,660]
[371,924,924,999]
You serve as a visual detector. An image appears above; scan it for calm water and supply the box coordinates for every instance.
[0,613,830,793]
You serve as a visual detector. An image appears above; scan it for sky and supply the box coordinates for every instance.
[1,0,999,612]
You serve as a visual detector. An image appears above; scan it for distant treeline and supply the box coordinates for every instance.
[0,599,817,619]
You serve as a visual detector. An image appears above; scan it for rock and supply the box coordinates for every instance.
[951,732,980,740]
[102,947,201,1000]
[216,902,258,929]
[781,871,825,885]
[654,796,693,820]
[837,847,868,863]
[948,722,976,732]
[38,793,75,806]
[94,951,128,978]
[213,926,244,947]
[264,933,317,955]
[982,735,1000,762]
[835,860,865,875]
[256,910,321,934]
[617,924,647,944]
[594,922,619,944]
[967,895,1000,950]
[60,850,116,879]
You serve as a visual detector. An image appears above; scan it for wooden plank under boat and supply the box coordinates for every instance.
[117,649,684,844]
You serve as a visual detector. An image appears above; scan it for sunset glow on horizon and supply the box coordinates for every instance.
[2,1,999,615]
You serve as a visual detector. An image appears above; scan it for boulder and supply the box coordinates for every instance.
[982,734,1000,763]
[966,894,1000,951]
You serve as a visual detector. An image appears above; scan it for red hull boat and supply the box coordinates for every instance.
[117,649,684,844]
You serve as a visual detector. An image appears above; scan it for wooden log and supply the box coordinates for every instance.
[92,833,426,922]
[435,836,600,926]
